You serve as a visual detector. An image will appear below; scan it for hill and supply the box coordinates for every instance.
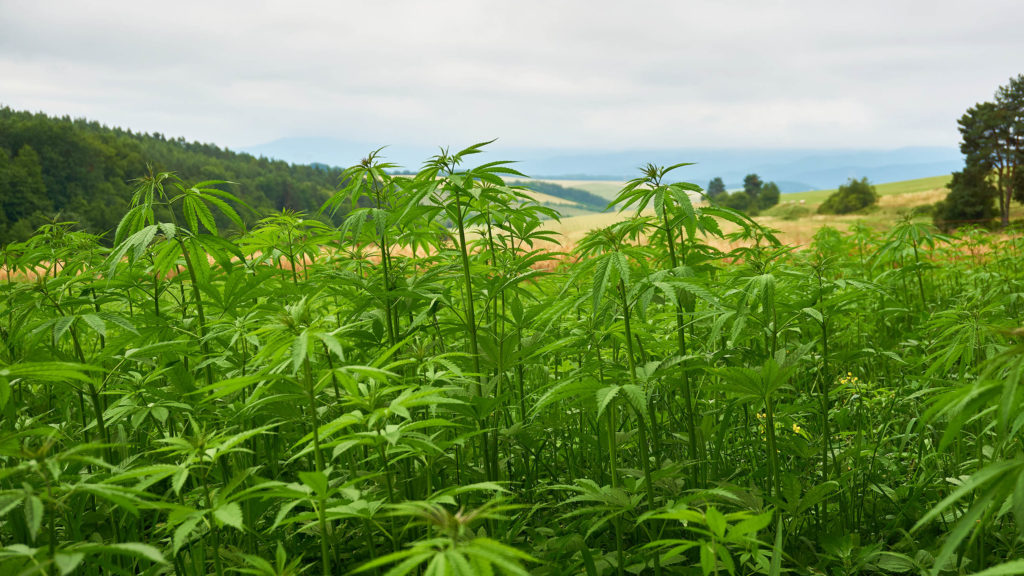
[512,180,610,212]
[0,107,344,244]
[541,174,956,249]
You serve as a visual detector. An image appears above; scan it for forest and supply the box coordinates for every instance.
[0,107,344,244]
[1,141,1022,576]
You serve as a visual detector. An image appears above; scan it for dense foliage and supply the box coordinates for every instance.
[939,75,1024,228]
[2,146,1024,576]
[0,107,344,244]
[710,174,781,214]
[817,177,878,214]
[933,167,999,229]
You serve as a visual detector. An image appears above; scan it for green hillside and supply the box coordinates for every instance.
[0,107,345,244]
[779,174,952,204]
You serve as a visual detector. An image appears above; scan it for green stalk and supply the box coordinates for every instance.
[177,238,213,388]
[200,467,224,576]
[763,395,782,499]
[618,279,662,576]
[302,357,331,576]
[451,185,495,481]
[661,212,700,486]
[911,237,927,310]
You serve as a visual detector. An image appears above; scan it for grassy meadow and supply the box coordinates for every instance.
[2,149,1024,576]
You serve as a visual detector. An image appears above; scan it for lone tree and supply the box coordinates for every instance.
[954,74,1024,227]
[707,177,727,199]
[818,177,878,214]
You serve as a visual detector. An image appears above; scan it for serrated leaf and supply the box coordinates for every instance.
[214,502,244,530]
[595,386,619,418]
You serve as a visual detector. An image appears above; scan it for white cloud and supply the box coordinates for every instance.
[1,0,1021,150]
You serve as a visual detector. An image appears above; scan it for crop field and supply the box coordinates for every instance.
[2,148,1024,576]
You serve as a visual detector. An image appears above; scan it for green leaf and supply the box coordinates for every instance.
[730,510,773,537]
[299,471,329,496]
[595,386,620,418]
[54,552,85,575]
[700,542,715,576]
[1,362,102,384]
[801,307,823,324]
[704,506,726,538]
[769,516,783,576]
[214,502,244,530]
[965,560,1024,576]
[621,384,649,422]
[24,495,43,542]
[291,330,310,374]
[77,542,167,564]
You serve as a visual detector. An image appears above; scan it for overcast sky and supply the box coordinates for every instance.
[2,0,1022,152]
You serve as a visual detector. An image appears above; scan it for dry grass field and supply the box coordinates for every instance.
[533,174,963,251]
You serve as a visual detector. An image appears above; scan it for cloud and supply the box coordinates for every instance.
[1,0,1022,150]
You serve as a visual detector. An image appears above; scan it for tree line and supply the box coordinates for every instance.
[0,107,344,244]
[705,174,781,213]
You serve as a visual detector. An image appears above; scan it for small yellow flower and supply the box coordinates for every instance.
[792,423,801,434]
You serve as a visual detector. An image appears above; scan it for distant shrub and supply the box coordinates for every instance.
[770,203,810,220]
[818,178,878,214]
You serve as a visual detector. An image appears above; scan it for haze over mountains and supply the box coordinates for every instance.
[243,138,960,193]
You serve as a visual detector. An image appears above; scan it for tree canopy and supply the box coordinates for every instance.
[818,177,878,214]
[933,166,998,229]
[706,176,727,199]
[710,173,780,213]
[0,107,345,244]
[947,74,1024,227]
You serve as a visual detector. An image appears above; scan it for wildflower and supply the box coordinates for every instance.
[792,423,801,434]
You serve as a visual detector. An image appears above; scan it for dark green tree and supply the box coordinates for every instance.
[4,145,51,222]
[997,75,1024,205]
[956,75,1024,227]
[932,167,998,229]
[759,181,781,209]
[818,177,877,214]
[707,177,727,199]
[723,190,752,212]
[743,173,763,200]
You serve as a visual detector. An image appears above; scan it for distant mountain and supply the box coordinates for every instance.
[243,138,960,192]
